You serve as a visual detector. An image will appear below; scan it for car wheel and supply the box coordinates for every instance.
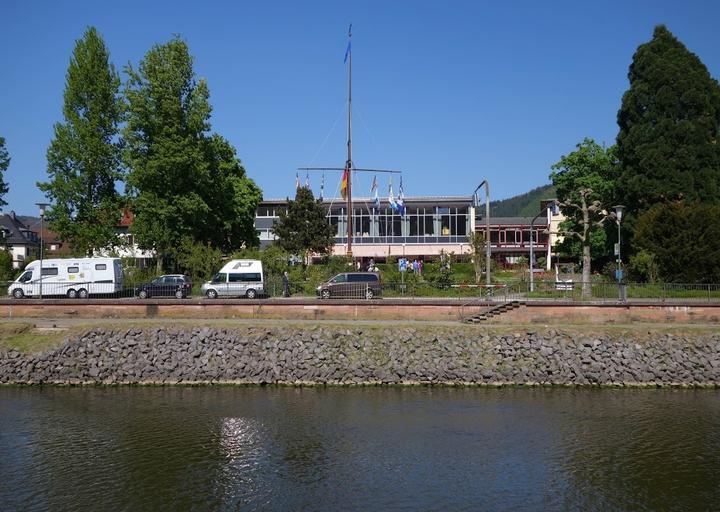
[321,289,331,299]
[67,289,77,299]
[78,288,89,299]
[12,288,24,299]
[138,290,148,299]
[206,289,218,299]
[365,288,374,300]
[175,289,184,299]
[245,288,257,299]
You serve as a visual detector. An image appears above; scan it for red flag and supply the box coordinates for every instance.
[340,167,349,199]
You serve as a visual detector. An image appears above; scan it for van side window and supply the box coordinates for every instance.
[212,273,227,283]
[41,267,59,276]
[18,271,32,283]
[229,273,261,282]
[95,264,107,270]
[331,274,346,283]
[348,274,361,283]
[68,267,79,274]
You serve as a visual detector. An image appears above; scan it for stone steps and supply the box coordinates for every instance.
[464,300,524,323]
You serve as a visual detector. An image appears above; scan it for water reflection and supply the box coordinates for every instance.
[0,387,718,511]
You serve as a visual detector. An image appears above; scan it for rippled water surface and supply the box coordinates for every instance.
[1,387,719,511]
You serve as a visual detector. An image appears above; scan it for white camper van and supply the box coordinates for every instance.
[8,257,124,299]
[201,259,264,299]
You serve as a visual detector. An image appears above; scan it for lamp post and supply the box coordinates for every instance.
[473,180,491,291]
[613,205,625,301]
[35,202,50,300]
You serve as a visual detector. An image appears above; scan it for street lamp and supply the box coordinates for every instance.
[473,180,491,292]
[35,202,49,300]
[613,205,625,301]
[529,202,554,293]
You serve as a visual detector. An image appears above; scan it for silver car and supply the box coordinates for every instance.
[201,271,264,299]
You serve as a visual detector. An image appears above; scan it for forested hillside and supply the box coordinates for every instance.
[488,184,555,217]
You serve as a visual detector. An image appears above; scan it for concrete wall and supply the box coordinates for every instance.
[2,300,720,324]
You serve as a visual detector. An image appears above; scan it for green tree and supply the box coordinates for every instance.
[0,137,10,209]
[202,135,262,252]
[171,237,223,281]
[38,27,124,256]
[124,37,211,272]
[635,202,720,283]
[550,138,617,298]
[124,37,261,271]
[616,25,720,217]
[272,187,334,265]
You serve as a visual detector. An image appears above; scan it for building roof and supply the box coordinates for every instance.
[481,217,549,226]
[22,217,63,244]
[261,195,474,205]
[0,212,38,245]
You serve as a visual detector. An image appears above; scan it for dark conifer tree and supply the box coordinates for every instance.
[616,25,720,214]
[272,187,334,265]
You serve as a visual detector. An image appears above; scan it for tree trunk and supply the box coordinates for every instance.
[156,254,163,274]
[581,243,592,299]
[580,192,592,299]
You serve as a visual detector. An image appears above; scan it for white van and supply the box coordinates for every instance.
[201,259,264,299]
[8,257,124,299]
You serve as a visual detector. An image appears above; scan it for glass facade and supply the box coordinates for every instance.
[326,205,470,244]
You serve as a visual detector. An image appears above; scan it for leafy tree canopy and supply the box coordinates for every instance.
[38,27,124,256]
[272,187,334,263]
[550,138,617,295]
[124,37,261,270]
[616,25,720,213]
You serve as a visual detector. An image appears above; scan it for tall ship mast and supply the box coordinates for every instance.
[300,25,400,258]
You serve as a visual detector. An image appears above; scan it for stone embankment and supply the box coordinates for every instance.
[1,326,719,386]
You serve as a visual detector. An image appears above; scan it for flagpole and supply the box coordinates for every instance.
[346,24,353,257]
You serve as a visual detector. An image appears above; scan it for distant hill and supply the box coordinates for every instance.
[488,184,556,217]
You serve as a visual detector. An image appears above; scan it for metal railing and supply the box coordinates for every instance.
[4,278,720,302]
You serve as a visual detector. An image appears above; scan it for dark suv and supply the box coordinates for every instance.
[135,274,193,299]
[316,272,381,299]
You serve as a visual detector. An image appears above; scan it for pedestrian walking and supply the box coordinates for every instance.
[282,271,291,297]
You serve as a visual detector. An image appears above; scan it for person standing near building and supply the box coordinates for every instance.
[282,271,291,297]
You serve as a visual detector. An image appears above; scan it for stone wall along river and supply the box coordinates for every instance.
[1,326,719,386]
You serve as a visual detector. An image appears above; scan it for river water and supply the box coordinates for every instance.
[1,387,718,511]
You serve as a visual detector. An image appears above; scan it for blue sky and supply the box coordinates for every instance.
[1,1,719,215]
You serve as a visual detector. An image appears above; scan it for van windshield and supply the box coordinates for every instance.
[18,271,32,283]
[212,273,227,284]
[330,274,346,283]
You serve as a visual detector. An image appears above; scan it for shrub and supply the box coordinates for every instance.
[628,250,659,283]
[0,250,14,281]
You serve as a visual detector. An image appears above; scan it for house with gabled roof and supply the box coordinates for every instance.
[0,212,39,268]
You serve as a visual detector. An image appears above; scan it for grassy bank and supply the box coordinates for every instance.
[0,323,76,354]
